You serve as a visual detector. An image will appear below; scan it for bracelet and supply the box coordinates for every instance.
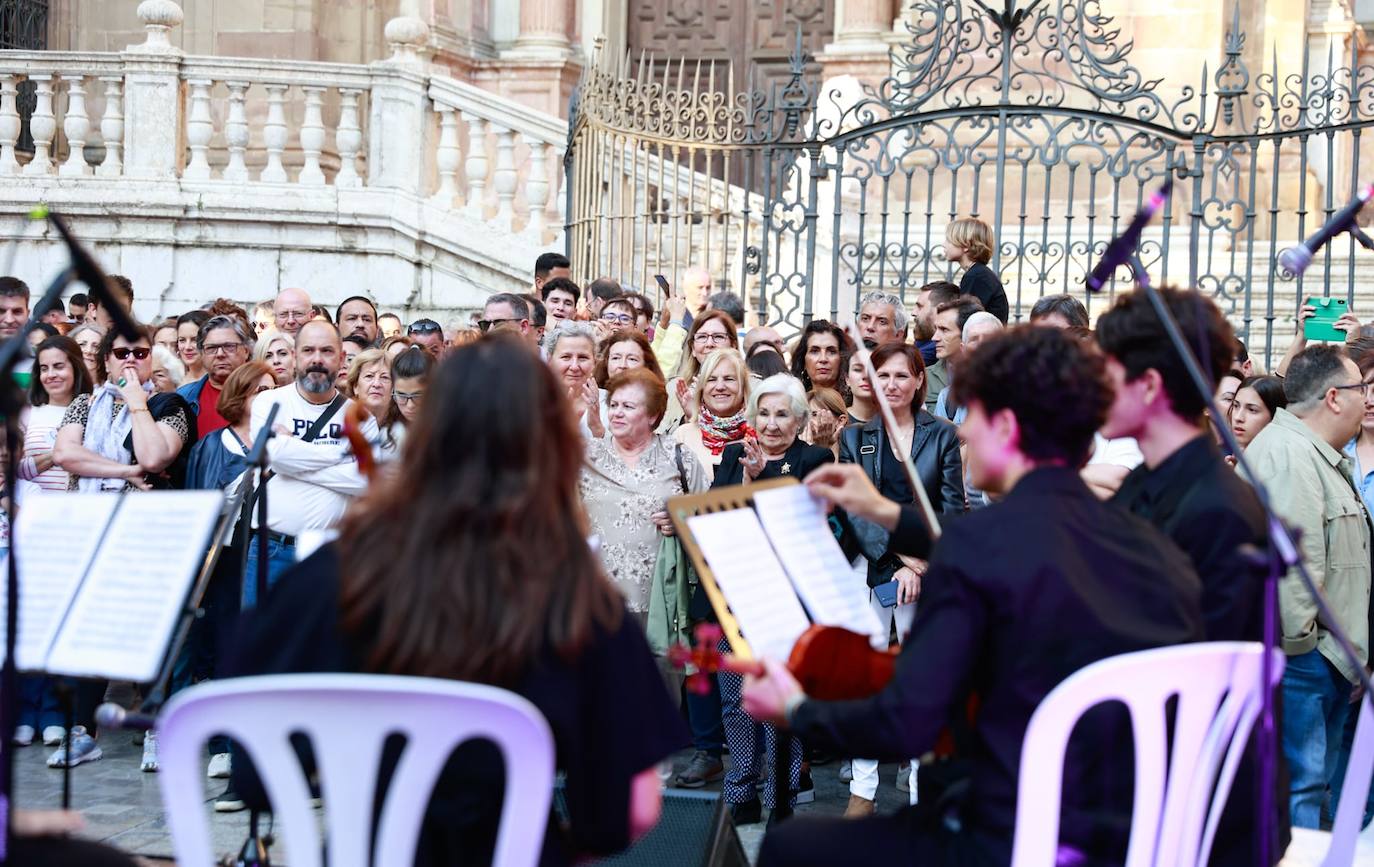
[129,407,151,415]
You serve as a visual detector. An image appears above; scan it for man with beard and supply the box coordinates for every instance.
[176,314,254,441]
[911,280,959,368]
[245,320,377,601]
[335,295,380,346]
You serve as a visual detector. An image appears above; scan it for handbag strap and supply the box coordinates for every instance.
[673,443,691,495]
[300,393,346,443]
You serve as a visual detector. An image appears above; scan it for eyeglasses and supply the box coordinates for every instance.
[477,318,518,333]
[111,347,151,360]
[408,321,442,335]
[202,342,246,356]
[1332,381,1373,398]
[394,390,424,404]
[277,310,309,322]
[693,332,732,346]
[601,312,634,326]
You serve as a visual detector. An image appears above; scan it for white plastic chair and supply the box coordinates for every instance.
[1281,693,1374,867]
[1010,642,1285,867]
[157,673,556,867]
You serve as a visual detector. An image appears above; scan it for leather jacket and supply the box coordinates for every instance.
[838,410,965,586]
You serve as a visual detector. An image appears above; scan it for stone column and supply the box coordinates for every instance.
[369,16,433,195]
[121,0,184,181]
[514,0,572,54]
[819,0,894,85]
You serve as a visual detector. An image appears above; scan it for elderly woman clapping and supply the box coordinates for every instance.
[715,374,834,486]
[546,321,606,437]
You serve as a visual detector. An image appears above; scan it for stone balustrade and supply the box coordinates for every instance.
[0,4,570,321]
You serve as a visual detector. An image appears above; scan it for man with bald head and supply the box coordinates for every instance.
[273,287,313,337]
[246,319,377,599]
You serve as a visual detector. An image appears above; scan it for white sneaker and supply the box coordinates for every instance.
[206,752,231,779]
[12,725,33,746]
[140,730,158,773]
[42,726,64,746]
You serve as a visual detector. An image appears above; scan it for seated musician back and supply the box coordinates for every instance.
[226,333,687,866]
[750,326,1207,866]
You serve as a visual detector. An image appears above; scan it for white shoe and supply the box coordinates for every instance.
[42,725,64,746]
[140,730,158,773]
[206,752,232,779]
[12,725,33,746]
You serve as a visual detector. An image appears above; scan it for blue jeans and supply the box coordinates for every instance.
[685,674,724,757]
[241,536,297,610]
[1325,694,1374,828]
[1282,649,1355,828]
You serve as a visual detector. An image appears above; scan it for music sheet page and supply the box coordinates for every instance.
[752,484,886,643]
[686,509,810,661]
[0,495,116,671]
[47,491,223,682]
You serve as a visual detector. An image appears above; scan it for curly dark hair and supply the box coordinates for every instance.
[1094,286,1235,420]
[950,326,1112,467]
[789,319,854,396]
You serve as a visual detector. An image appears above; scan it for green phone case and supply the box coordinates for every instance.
[1304,297,1349,343]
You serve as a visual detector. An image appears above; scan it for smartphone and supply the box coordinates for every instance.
[1304,296,1349,343]
[654,274,670,299]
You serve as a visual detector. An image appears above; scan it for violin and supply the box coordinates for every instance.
[342,400,377,481]
[669,622,898,702]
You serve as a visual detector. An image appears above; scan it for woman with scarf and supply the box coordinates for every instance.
[53,327,195,492]
[673,348,752,470]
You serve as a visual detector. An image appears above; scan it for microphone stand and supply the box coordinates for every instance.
[1120,241,1374,867]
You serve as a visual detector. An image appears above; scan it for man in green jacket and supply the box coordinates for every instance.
[1246,343,1373,829]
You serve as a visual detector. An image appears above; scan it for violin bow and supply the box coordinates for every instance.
[845,320,943,541]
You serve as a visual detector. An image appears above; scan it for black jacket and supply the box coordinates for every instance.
[838,411,964,586]
[712,437,834,488]
[791,467,1206,863]
[960,262,1010,323]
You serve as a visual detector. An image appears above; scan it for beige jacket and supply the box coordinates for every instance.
[1246,408,1372,683]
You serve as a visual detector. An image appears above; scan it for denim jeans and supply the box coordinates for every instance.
[1282,649,1355,828]
[241,536,297,610]
[685,673,724,757]
[1324,694,1374,829]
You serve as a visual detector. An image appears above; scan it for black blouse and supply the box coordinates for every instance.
[225,544,689,866]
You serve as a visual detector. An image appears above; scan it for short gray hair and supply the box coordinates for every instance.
[150,344,186,387]
[198,314,253,351]
[543,320,597,356]
[747,373,808,424]
[859,291,909,334]
[962,310,1003,342]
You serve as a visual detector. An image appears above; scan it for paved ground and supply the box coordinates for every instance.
[14,736,911,863]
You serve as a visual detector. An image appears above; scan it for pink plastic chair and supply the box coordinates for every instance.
[1010,642,1285,867]
[156,673,555,867]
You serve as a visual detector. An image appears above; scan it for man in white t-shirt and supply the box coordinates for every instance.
[244,320,377,607]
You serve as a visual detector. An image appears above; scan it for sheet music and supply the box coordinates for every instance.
[686,509,810,661]
[752,484,886,644]
[47,491,223,682]
[0,495,117,670]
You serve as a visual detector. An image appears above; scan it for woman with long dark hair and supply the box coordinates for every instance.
[228,334,686,865]
[790,320,852,397]
[21,336,93,493]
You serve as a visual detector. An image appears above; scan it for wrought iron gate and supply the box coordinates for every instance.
[568,0,1374,363]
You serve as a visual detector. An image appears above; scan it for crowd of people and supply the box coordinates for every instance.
[8,213,1374,866]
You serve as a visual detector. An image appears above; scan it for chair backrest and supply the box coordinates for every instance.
[1009,642,1284,867]
[1321,693,1374,867]
[157,673,556,867]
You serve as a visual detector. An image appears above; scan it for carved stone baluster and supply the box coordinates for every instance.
[299,86,326,185]
[432,104,459,207]
[461,112,488,217]
[97,77,124,177]
[23,75,55,176]
[0,77,20,176]
[551,144,568,235]
[184,78,214,180]
[261,83,289,183]
[58,75,91,176]
[223,81,249,182]
[491,123,517,228]
[522,135,550,238]
[335,88,363,188]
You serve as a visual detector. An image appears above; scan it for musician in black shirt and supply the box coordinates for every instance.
[748,327,1206,866]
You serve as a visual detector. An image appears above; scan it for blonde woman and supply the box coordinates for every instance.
[673,348,751,470]
[253,329,295,386]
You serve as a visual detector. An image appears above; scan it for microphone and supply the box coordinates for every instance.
[1278,183,1374,277]
[94,702,157,732]
[34,208,143,342]
[1086,178,1173,291]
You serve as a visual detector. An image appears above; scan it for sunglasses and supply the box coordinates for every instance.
[111,347,151,361]
[478,318,519,333]
[408,321,442,335]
